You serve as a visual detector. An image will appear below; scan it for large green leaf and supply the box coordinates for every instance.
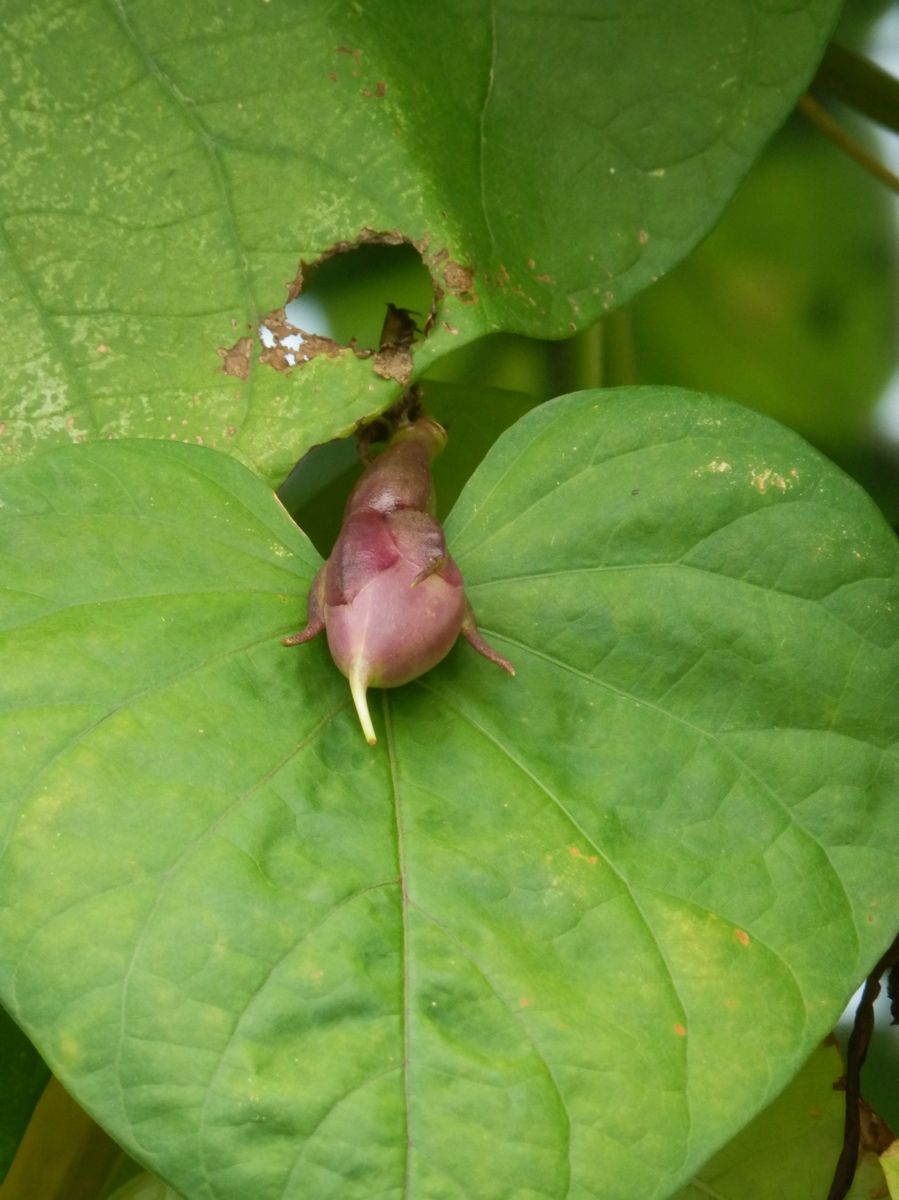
[1,389,897,1199]
[0,0,840,484]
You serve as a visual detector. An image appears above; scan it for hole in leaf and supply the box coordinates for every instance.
[259,239,436,383]
[288,241,434,351]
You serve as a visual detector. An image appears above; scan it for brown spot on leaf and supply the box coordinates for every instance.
[735,929,751,947]
[425,246,478,306]
[218,336,253,379]
[362,81,387,98]
[444,259,475,296]
[674,1023,687,1038]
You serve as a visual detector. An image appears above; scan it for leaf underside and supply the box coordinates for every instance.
[672,1041,889,1200]
[0,387,897,1200]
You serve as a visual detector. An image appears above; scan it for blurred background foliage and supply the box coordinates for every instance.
[629,112,898,470]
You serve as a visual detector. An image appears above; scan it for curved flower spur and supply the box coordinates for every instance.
[283,410,515,744]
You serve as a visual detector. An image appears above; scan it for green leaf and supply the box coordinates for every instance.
[671,1041,888,1199]
[0,0,841,483]
[852,1154,897,1200]
[1,388,897,1199]
[0,1006,48,1182]
[107,1172,184,1200]
[883,1141,899,1200]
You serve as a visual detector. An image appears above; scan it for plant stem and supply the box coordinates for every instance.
[798,93,899,197]
[563,320,604,392]
[826,930,899,1200]
[814,42,899,138]
[602,307,637,387]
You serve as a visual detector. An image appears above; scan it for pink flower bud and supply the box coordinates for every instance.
[284,415,514,744]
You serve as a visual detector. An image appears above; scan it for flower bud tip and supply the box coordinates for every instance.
[350,666,377,746]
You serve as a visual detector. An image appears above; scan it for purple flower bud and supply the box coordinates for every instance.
[284,415,514,744]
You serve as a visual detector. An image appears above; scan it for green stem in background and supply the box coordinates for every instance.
[798,93,899,197]
[556,308,639,397]
[602,307,637,388]
[558,319,604,393]
[814,42,899,138]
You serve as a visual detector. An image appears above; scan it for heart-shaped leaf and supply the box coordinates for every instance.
[1,389,896,1199]
[0,1,840,483]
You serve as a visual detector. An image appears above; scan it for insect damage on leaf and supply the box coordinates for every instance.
[431,248,478,304]
[255,231,478,379]
[258,311,347,372]
[283,403,514,744]
[258,231,437,376]
[217,336,253,379]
